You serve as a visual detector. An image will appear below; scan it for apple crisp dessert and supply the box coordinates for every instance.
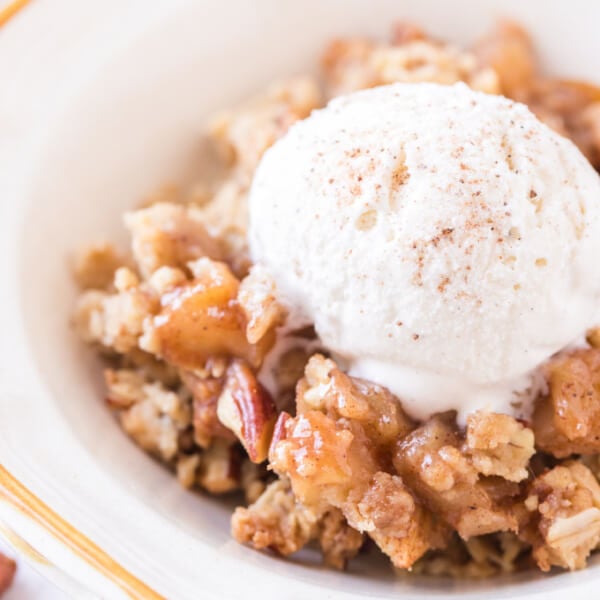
[73,20,600,577]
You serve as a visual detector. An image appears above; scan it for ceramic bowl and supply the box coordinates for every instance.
[1,0,599,597]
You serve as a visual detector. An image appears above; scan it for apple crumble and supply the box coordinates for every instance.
[73,20,600,578]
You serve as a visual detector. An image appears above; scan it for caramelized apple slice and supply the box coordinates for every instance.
[152,259,273,370]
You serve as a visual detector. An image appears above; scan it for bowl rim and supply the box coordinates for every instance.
[0,466,162,599]
[0,0,31,28]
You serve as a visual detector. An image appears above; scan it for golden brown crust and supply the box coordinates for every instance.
[270,358,449,569]
[106,369,191,462]
[73,270,159,355]
[297,354,414,450]
[464,411,535,482]
[124,203,224,279]
[522,462,600,571]
[394,415,517,539]
[533,348,600,457]
[231,478,319,556]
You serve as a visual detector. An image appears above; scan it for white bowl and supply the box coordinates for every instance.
[1,0,599,598]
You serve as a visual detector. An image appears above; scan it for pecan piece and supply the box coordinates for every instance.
[217,360,277,462]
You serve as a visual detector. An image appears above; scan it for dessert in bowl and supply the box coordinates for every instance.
[3,1,600,598]
[72,15,600,579]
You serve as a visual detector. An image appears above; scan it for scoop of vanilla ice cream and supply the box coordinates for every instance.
[248,82,600,421]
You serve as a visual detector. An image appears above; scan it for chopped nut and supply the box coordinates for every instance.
[465,411,535,482]
[217,360,277,462]
[269,411,291,456]
[523,461,600,571]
